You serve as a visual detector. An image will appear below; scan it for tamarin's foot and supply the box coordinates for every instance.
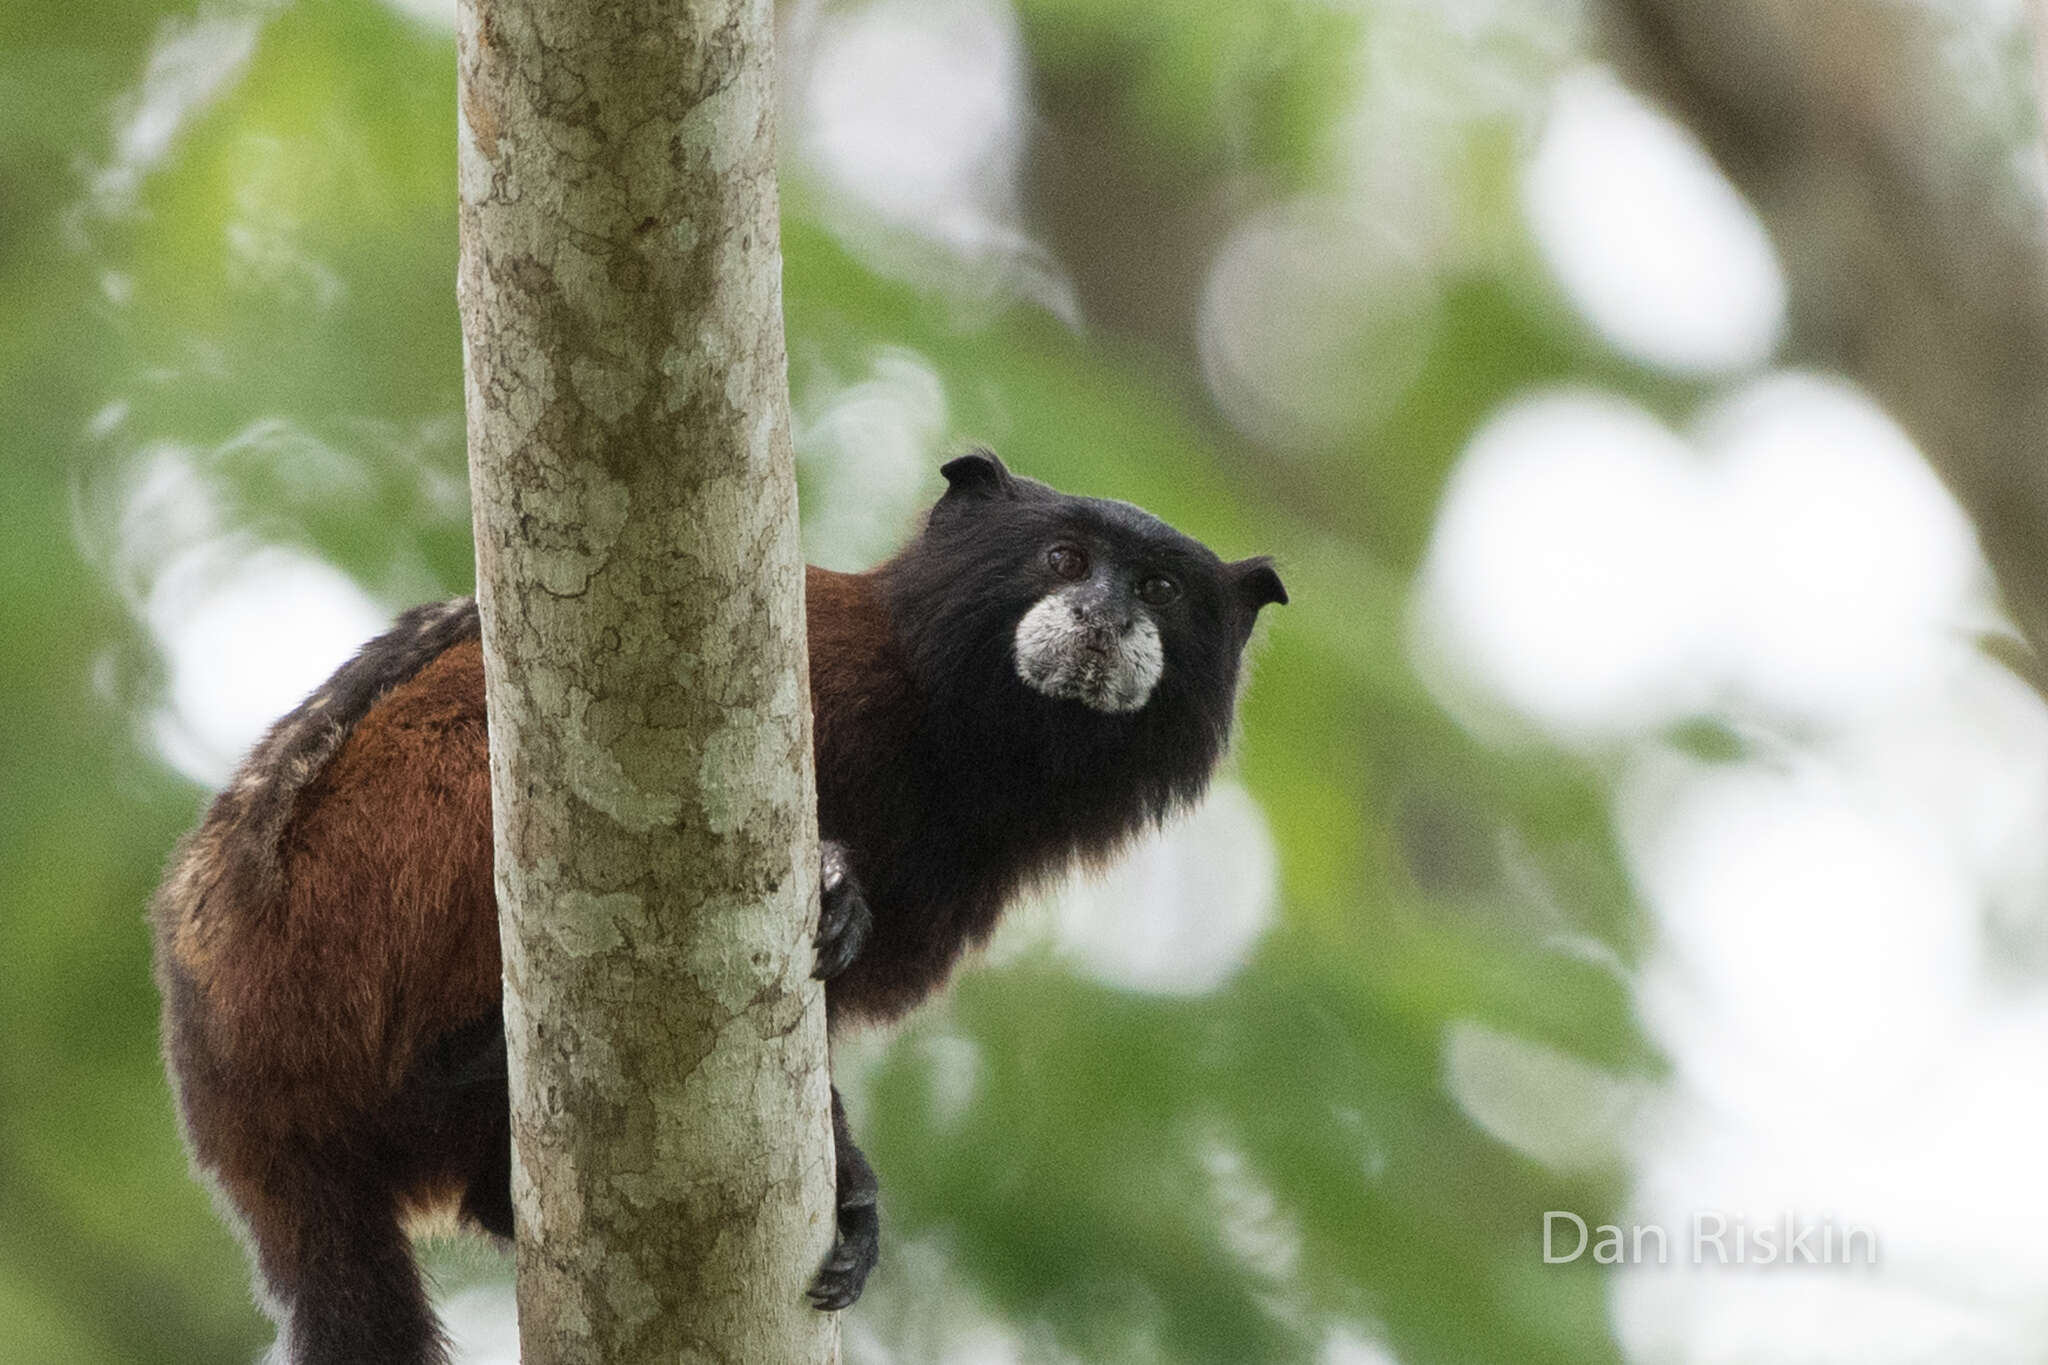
[810,1086,880,1311]
[814,841,871,980]
[808,1201,879,1311]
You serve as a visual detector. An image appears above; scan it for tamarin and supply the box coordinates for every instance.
[152,450,1287,1364]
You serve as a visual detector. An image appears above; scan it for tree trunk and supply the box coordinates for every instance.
[455,0,838,1359]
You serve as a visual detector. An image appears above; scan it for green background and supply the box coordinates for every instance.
[3,0,2033,1361]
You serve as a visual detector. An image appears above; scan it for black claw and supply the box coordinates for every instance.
[813,843,872,981]
[807,1203,878,1311]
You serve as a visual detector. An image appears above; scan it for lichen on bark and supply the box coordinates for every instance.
[456,0,837,1359]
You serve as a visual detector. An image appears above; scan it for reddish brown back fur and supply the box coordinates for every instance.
[167,640,495,1138]
[804,568,945,1021]
[155,616,505,1364]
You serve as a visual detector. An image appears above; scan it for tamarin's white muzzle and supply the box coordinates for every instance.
[1013,590,1164,713]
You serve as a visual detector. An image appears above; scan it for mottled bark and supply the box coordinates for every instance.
[456,0,837,1359]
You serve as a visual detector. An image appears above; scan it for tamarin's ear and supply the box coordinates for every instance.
[1232,557,1288,611]
[938,448,1013,500]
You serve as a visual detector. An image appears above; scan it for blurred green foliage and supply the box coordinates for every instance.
[1,0,1657,1361]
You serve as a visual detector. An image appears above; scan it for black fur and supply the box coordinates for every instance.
[818,452,1281,1021]
[152,451,1283,1359]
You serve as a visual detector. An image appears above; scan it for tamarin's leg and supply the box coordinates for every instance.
[360,840,868,1304]
[246,1166,445,1365]
[437,835,869,1242]
[811,841,878,1307]
[808,1085,881,1311]
[814,840,872,981]
[404,1010,515,1243]
[458,1093,516,1244]
[447,1063,515,1244]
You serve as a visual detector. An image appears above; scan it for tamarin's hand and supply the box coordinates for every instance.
[814,840,871,981]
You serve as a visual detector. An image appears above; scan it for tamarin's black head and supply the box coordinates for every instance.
[878,449,1286,833]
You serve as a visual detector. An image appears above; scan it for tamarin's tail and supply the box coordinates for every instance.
[151,596,491,1365]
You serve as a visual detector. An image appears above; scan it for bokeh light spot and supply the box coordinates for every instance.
[1523,66,1786,375]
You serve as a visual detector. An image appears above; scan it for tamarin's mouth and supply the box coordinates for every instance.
[1012,591,1165,714]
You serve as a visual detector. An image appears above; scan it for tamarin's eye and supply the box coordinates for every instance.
[1047,545,1090,580]
[1138,574,1181,607]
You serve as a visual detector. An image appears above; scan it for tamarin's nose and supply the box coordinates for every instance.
[1081,621,1118,653]
[1069,585,1133,639]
